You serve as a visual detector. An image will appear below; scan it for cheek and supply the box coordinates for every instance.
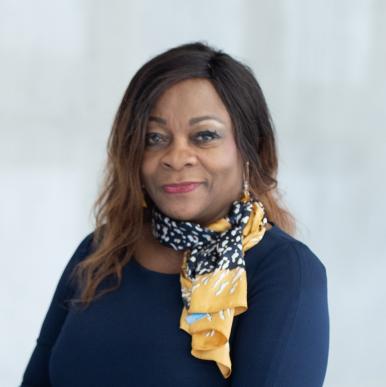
[220,140,241,170]
[140,155,157,185]
[205,141,242,180]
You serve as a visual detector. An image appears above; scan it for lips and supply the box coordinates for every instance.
[162,182,202,194]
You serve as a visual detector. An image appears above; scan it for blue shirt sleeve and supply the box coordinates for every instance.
[20,233,94,387]
[229,241,329,386]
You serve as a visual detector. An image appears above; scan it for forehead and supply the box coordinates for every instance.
[149,78,232,127]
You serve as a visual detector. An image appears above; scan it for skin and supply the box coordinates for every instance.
[133,78,270,274]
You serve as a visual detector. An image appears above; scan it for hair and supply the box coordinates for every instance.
[69,40,297,309]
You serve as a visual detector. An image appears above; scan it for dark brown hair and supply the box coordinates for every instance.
[69,41,296,309]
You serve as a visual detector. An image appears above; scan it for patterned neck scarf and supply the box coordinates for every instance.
[151,192,268,379]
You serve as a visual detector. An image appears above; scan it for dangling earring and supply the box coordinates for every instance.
[141,184,147,208]
[241,161,251,202]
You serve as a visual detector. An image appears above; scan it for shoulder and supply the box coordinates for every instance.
[62,231,97,280]
[69,231,96,264]
[244,224,327,293]
[56,231,97,297]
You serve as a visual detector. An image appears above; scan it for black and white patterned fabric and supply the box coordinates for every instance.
[151,198,254,281]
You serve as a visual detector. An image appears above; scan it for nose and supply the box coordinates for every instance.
[161,139,197,170]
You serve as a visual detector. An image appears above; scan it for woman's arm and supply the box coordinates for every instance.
[230,241,329,387]
[20,232,94,387]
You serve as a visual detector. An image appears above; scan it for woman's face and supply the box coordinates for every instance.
[141,78,244,226]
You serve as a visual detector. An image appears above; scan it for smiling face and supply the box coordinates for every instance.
[140,78,244,226]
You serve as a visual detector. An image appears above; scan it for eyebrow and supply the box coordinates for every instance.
[148,115,225,126]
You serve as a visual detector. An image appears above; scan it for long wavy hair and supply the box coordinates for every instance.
[69,41,297,309]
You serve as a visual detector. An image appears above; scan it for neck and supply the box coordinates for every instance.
[134,221,185,264]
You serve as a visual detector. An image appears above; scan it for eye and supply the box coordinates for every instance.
[145,132,167,147]
[194,130,220,143]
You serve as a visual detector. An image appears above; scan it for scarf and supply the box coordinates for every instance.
[151,192,268,378]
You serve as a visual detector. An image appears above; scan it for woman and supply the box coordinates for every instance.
[21,41,329,386]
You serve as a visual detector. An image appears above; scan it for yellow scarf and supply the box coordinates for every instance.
[178,193,267,378]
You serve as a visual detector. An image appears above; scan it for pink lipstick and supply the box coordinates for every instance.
[162,182,202,194]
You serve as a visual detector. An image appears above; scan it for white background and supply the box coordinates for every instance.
[1,1,385,386]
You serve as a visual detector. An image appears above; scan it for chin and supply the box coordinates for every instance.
[157,202,203,223]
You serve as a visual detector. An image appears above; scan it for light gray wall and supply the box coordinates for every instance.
[1,1,385,386]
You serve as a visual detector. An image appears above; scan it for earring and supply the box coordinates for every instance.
[141,184,147,208]
[242,161,251,202]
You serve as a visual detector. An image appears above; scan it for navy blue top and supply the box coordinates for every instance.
[21,224,329,386]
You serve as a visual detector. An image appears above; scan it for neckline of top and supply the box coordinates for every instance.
[130,222,277,278]
[130,256,181,278]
